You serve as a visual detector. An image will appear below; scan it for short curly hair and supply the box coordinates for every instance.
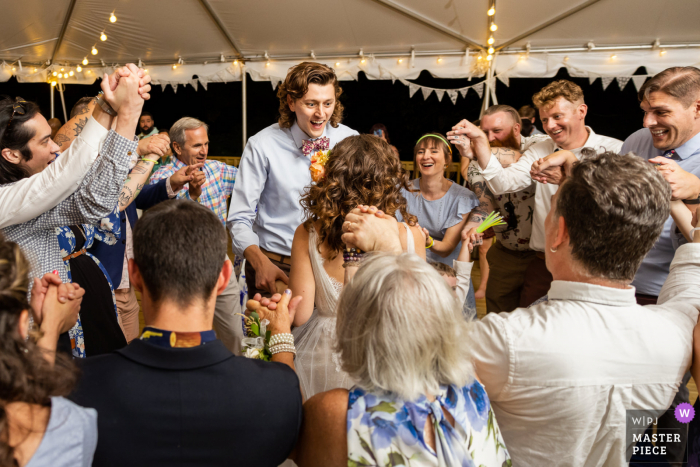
[277,62,344,129]
[532,80,585,109]
[300,135,416,258]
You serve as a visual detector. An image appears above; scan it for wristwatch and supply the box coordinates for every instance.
[95,91,117,116]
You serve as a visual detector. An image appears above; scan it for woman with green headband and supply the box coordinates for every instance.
[398,132,481,317]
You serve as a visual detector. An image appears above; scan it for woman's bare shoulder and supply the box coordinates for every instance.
[294,389,349,467]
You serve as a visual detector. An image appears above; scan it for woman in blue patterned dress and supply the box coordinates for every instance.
[290,228,510,466]
[57,206,126,358]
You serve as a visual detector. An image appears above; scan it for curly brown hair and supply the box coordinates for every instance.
[532,79,585,109]
[0,235,77,466]
[300,135,417,258]
[277,62,344,129]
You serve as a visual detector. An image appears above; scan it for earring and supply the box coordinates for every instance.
[550,247,558,253]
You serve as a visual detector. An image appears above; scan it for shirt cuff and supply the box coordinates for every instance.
[165,177,176,198]
[453,259,474,277]
[480,155,504,181]
[79,116,110,151]
[229,227,260,257]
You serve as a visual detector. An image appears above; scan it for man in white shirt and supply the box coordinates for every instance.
[470,151,700,466]
[458,105,548,311]
[448,80,623,305]
[227,62,358,297]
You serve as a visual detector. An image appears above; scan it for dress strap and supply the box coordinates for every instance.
[402,223,415,254]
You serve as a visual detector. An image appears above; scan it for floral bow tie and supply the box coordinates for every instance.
[302,136,330,156]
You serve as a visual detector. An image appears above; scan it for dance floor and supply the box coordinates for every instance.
[137,250,698,405]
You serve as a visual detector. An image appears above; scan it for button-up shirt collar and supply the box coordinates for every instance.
[674,130,700,160]
[290,120,328,150]
[547,280,637,306]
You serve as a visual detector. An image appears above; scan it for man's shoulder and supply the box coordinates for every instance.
[521,134,551,151]
[522,137,556,157]
[248,123,290,144]
[330,123,359,138]
[590,132,624,152]
[621,128,653,153]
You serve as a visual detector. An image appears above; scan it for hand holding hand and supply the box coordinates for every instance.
[650,157,700,201]
[462,226,483,246]
[40,282,85,335]
[246,291,302,335]
[530,150,577,185]
[137,133,170,158]
[341,205,402,253]
[169,163,203,192]
[30,273,79,324]
[101,64,145,116]
[188,169,206,199]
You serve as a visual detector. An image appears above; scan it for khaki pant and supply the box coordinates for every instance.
[485,241,537,313]
[213,274,244,355]
[116,286,141,343]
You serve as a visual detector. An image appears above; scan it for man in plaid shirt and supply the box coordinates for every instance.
[149,117,241,353]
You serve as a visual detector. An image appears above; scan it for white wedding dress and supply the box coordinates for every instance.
[292,224,415,400]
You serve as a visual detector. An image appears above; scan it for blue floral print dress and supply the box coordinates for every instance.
[347,379,511,467]
[56,207,121,358]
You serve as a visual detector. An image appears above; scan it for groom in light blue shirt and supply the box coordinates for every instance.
[227,62,358,297]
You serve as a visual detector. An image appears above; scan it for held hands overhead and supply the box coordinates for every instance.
[100,63,152,116]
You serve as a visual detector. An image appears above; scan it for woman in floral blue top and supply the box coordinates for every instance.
[56,206,126,358]
[292,247,510,467]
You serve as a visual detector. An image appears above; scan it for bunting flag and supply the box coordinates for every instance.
[459,88,469,98]
[601,76,615,90]
[588,72,599,85]
[615,76,631,90]
[409,83,420,98]
[447,90,459,105]
[435,89,445,102]
[473,82,484,98]
[160,83,168,92]
[497,74,510,87]
[632,75,648,91]
[189,79,199,91]
[421,87,434,100]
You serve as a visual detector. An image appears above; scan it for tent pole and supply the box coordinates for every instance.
[58,83,68,122]
[242,64,247,151]
[50,84,55,119]
[480,65,493,117]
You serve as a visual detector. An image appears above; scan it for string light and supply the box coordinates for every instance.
[100,32,107,41]
[488,6,495,15]
[233,59,238,65]
[397,59,403,64]
[51,81,57,87]
[477,55,483,61]
[82,57,88,65]
[58,73,63,78]
[361,59,366,64]
[172,64,178,69]
[69,70,74,76]
[91,46,98,55]
[563,56,569,62]
[110,12,117,22]
[265,61,270,67]
[488,47,495,54]
[660,50,667,56]
[488,36,495,45]
[487,55,493,61]
[611,54,617,60]
[60,67,64,71]
[76,65,82,72]
[335,61,340,66]
[437,57,443,63]
[52,71,58,76]
[11,67,15,72]
[33,68,37,73]
[490,23,498,31]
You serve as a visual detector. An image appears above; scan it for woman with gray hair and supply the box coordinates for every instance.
[268,211,509,466]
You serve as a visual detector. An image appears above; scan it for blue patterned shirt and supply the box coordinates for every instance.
[149,156,237,225]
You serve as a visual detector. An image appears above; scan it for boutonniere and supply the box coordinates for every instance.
[310,149,331,183]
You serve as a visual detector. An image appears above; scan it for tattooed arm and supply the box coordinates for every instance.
[118,160,156,211]
[460,162,497,243]
[53,98,112,152]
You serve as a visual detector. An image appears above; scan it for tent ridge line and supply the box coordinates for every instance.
[50,0,78,65]
[496,0,603,51]
[196,0,244,59]
[369,0,484,52]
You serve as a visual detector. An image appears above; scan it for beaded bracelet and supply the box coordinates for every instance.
[269,333,295,346]
[270,343,296,355]
[343,247,366,268]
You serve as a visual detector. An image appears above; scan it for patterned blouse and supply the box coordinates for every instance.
[347,380,511,466]
[0,130,136,288]
[56,206,121,358]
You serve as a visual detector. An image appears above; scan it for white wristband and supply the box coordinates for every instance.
[690,227,700,240]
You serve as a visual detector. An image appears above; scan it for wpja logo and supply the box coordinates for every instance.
[625,408,691,463]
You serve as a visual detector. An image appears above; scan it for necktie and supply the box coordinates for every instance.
[663,149,682,161]
[302,136,330,156]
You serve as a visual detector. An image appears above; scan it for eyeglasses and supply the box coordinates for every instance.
[7,97,28,128]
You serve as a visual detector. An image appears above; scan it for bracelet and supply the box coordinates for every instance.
[426,236,435,249]
[141,158,159,164]
[343,247,366,268]
[691,227,700,239]
[270,343,296,355]
[95,91,117,116]
[269,333,294,346]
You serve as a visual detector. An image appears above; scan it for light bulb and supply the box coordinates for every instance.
[11,67,15,72]
[33,68,37,73]
[361,59,366,64]
[563,56,569,62]
[611,54,617,60]
[487,54,493,61]
[52,71,57,76]
[477,55,483,61]
[172,64,177,69]
[335,62,340,66]
[82,57,88,65]
[51,81,57,86]
[660,50,667,56]
[109,13,117,23]
[144,69,148,73]
[487,7,495,16]
[488,36,494,45]
[265,61,270,67]
[100,33,107,41]
[437,57,443,63]
[69,70,74,76]
[77,65,82,72]
[60,67,64,71]
[488,47,495,54]
[58,73,63,78]
[91,47,98,55]
[490,23,498,31]
[398,59,403,64]
[233,60,238,65]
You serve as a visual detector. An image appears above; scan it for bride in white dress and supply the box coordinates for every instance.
[289,135,426,400]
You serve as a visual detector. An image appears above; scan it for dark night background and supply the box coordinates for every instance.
[0,66,648,161]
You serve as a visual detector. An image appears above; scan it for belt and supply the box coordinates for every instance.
[63,248,87,262]
[536,251,546,260]
[261,248,292,265]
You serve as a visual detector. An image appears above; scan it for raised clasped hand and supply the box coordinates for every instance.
[530,150,577,185]
[137,133,170,159]
[341,205,401,253]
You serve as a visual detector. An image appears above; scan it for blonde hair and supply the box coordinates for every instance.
[335,253,474,400]
[533,80,584,109]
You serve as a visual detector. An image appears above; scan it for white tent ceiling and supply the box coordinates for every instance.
[0,0,699,87]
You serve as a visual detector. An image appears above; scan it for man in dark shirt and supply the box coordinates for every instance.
[70,200,302,466]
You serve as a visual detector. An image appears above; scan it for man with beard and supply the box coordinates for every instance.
[137,111,158,139]
[459,105,548,312]
[450,82,623,306]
